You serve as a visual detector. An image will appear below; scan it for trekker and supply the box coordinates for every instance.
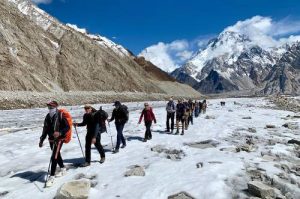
[188,99,195,125]
[74,105,106,167]
[166,98,176,133]
[202,100,207,114]
[138,103,157,142]
[199,100,203,115]
[175,99,186,135]
[194,100,200,118]
[39,101,70,187]
[108,101,129,153]
[183,99,190,130]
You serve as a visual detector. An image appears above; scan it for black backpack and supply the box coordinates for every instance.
[121,105,129,123]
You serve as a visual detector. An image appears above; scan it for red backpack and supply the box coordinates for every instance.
[59,109,73,143]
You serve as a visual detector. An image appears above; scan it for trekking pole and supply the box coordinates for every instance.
[44,141,56,188]
[74,125,85,159]
[106,121,115,151]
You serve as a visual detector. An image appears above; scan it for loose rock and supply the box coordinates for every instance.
[124,165,145,177]
[247,181,275,199]
[168,191,195,199]
[56,180,91,199]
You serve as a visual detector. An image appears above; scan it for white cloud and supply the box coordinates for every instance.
[140,16,300,73]
[225,16,300,48]
[138,40,193,73]
[31,0,52,4]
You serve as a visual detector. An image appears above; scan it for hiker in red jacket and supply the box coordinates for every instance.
[138,103,156,142]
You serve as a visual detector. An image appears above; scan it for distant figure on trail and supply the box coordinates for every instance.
[176,99,186,135]
[108,101,129,154]
[202,100,207,114]
[188,99,195,125]
[183,99,190,130]
[39,101,70,187]
[166,98,176,133]
[138,103,157,142]
[220,101,226,106]
[74,105,106,167]
[194,100,200,118]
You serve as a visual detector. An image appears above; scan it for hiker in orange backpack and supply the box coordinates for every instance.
[39,101,70,187]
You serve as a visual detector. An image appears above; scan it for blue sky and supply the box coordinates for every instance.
[36,0,300,54]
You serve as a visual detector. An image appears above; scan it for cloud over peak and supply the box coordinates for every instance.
[140,16,300,73]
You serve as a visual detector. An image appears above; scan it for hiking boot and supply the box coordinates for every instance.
[46,176,55,188]
[120,144,126,149]
[143,138,147,142]
[113,149,119,154]
[181,132,184,135]
[55,167,67,177]
[148,137,152,140]
[100,157,105,164]
[80,162,91,167]
[175,130,179,135]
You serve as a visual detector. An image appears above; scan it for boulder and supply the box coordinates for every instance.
[287,139,300,145]
[261,155,277,162]
[56,180,91,199]
[247,181,275,199]
[185,140,219,149]
[265,125,276,129]
[168,191,195,199]
[282,123,299,130]
[248,128,257,133]
[205,115,216,119]
[124,165,145,177]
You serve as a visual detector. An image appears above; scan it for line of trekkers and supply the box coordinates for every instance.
[39,98,207,187]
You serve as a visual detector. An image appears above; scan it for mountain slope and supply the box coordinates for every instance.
[0,0,200,99]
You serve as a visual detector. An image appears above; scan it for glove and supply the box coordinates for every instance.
[53,131,60,138]
[39,141,43,148]
[92,137,96,144]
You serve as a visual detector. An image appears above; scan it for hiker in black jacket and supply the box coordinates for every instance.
[74,105,105,167]
[108,101,128,153]
[39,101,70,187]
[176,99,186,135]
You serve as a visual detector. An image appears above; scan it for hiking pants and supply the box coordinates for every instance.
[184,113,189,130]
[116,123,126,150]
[50,140,64,176]
[194,108,199,117]
[188,112,193,125]
[166,112,175,131]
[176,115,185,133]
[85,134,105,163]
[144,121,152,139]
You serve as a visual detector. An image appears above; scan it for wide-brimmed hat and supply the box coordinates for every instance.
[46,101,58,108]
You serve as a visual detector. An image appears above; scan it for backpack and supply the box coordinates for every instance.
[121,105,129,123]
[58,109,73,144]
[167,101,175,112]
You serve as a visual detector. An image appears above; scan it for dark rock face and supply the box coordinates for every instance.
[194,70,239,93]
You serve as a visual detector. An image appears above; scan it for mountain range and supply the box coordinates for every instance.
[171,26,300,95]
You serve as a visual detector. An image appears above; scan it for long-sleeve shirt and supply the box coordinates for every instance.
[77,113,96,137]
[40,111,70,142]
[139,108,156,123]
